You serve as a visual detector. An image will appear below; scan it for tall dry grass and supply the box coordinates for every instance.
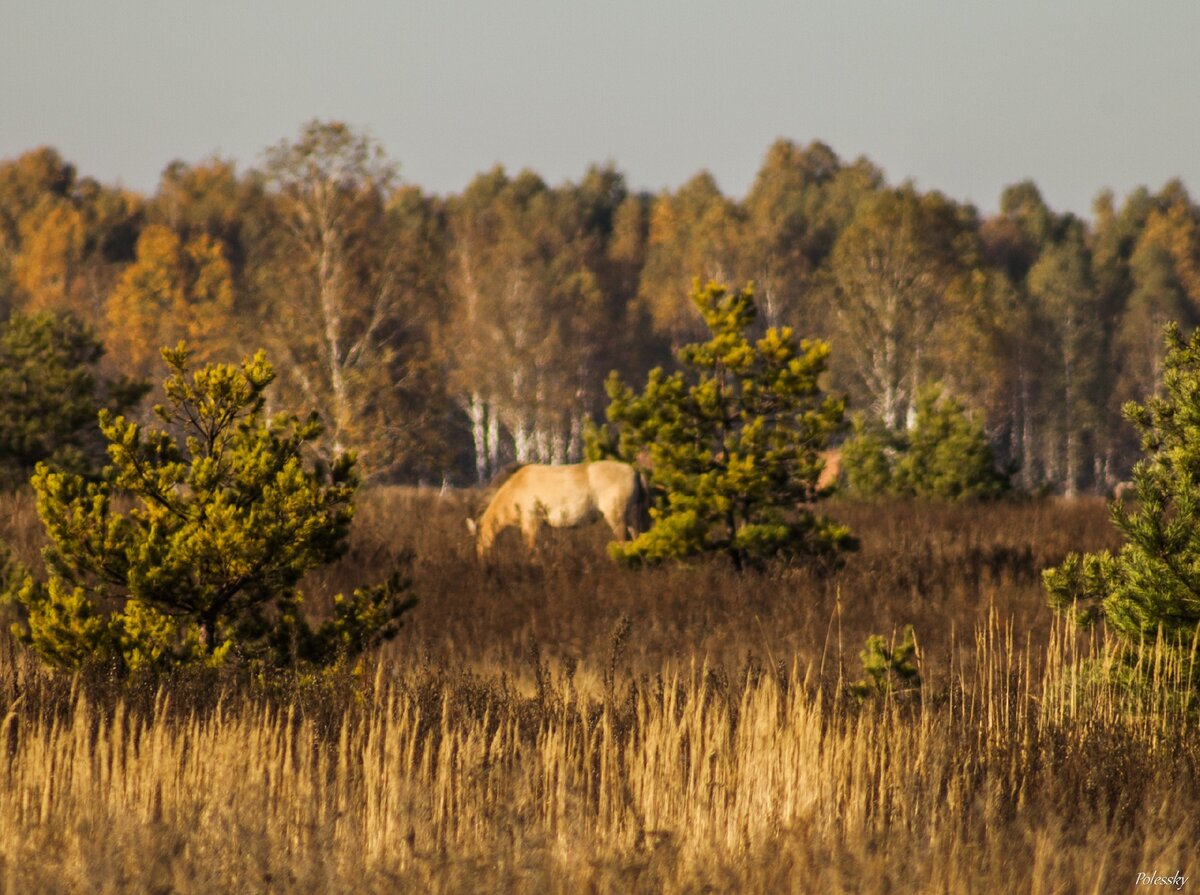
[1,490,1193,893]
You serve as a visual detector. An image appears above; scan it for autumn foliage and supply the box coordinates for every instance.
[3,127,1199,491]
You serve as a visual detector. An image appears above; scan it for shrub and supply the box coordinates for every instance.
[0,311,147,488]
[7,344,414,673]
[1044,323,1200,647]
[840,385,1008,501]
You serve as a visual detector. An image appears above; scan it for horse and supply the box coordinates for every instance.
[467,461,651,558]
[817,448,841,491]
[1112,480,1136,501]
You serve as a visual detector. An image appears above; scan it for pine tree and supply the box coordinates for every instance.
[839,386,1007,501]
[894,385,1009,501]
[591,280,855,568]
[0,311,146,488]
[839,414,900,499]
[7,344,414,673]
[1044,324,1200,644]
[851,626,921,699]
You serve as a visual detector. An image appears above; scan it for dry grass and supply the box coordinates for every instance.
[1,490,1195,893]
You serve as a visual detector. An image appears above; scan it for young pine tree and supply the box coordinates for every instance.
[839,385,1007,501]
[839,413,900,499]
[591,280,855,568]
[894,385,1008,501]
[0,311,146,488]
[7,344,414,673]
[851,625,921,699]
[1044,323,1200,645]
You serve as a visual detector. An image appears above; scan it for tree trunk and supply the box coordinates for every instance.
[1020,367,1035,491]
[514,416,532,463]
[486,402,502,479]
[318,228,348,454]
[534,425,551,464]
[468,393,487,484]
[567,416,582,462]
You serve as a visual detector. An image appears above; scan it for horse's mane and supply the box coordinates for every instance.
[488,462,526,490]
[472,462,527,517]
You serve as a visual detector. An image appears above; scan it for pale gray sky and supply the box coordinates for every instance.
[2,1,1198,215]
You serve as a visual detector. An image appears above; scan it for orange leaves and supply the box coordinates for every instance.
[103,225,236,378]
[12,199,86,313]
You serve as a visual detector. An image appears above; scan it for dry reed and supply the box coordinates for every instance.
[0,491,1193,893]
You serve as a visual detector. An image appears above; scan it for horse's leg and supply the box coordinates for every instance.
[600,502,629,541]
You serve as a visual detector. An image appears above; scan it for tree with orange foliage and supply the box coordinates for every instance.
[103,225,236,380]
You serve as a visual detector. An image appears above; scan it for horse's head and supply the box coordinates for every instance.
[465,515,496,559]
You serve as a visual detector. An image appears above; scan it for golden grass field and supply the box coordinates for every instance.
[1,490,1197,893]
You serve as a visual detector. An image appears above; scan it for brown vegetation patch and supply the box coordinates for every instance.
[4,492,1180,894]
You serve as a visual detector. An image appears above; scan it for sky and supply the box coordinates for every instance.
[2,1,1198,217]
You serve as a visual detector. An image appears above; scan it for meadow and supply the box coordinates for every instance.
[1,489,1197,894]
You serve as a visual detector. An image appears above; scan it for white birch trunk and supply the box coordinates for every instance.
[486,403,502,477]
[567,416,583,462]
[468,392,487,484]
[513,416,532,463]
[534,427,551,464]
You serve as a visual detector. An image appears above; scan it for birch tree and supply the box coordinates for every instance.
[1115,217,1196,392]
[637,172,741,348]
[259,121,439,479]
[1027,228,1101,495]
[827,188,969,431]
[447,167,626,480]
[740,139,880,331]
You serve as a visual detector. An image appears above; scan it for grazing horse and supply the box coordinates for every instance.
[468,461,651,558]
[1113,480,1136,501]
[817,448,842,492]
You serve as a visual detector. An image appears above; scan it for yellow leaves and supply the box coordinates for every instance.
[1136,203,1200,306]
[12,198,86,313]
[646,193,678,250]
[640,177,741,344]
[104,225,236,379]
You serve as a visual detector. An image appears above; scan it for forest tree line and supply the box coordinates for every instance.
[1,121,1197,493]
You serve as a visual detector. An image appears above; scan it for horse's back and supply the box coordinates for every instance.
[585,460,639,500]
[499,463,590,522]
[503,461,632,496]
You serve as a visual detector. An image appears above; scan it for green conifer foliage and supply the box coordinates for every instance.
[0,312,146,488]
[839,385,1007,501]
[839,414,899,499]
[593,280,855,568]
[9,344,414,672]
[1044,324,1200,643]
[851,626,921,699]
[894,386,1008,501]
